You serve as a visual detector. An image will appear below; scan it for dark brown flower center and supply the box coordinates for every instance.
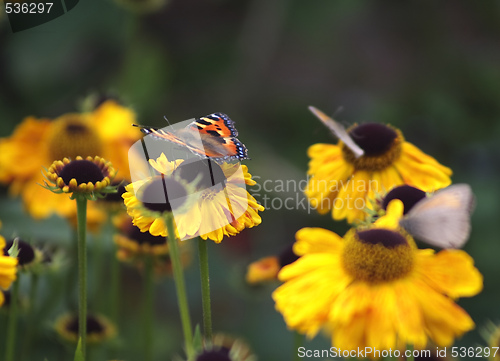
[67,315,104,335]
[278,244,299,268]
[139,176,187,213]
[341,123,403,171]
[382,185,426,215]
[357,229,408,248]
[173,159,226,190]
[47,115,103,161]
[342,229,414,283]
[349,123,398,156]
[4,239,35,266]
[59,160,104,185]
[196,348,232,361]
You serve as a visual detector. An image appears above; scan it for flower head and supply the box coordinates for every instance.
[113,213,192,276]
[54,313,116,344]
[246,244,298,285]
[43,156,117,200]
[273,226,482,355]
[123,154,264,243]
[305,109,452,224]
[192,334,257,361]
[0,100,141,220]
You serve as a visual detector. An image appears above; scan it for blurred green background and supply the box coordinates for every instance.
[1,1,500,360]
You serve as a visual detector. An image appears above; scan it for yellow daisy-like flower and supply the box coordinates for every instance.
[123,154,264,243]
[114,214,169,259]
[272,227,482,355]
[54,313,116,344]
[43,156,117,200]
[305,109,452,224]
[246,245,298,285]
[0,235,18,306]
[113,214,192,276]
[0,100,141,220]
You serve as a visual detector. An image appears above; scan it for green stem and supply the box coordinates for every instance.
[407,344,414,361]
[143,255,154,361]
[5,277,20,361]
[198,238,212,341]
[76,196,88,360]
[110,244,121,326]
[293,332,303,361]
[22,274,39,359]
[165,213,194,358]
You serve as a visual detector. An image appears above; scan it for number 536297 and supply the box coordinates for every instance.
[4,2,53,14]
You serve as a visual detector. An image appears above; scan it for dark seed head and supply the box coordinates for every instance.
[4,239,35,266]
[356,229,408,249]
[278,244,299,268]
[196,348,232,361]
[59,160,104,185]
[139,176,187,213]
[67,315,104,335]
[173,159,227,190]
[2,290,11,307]
[382,185,426,215]
[349,123,398,156]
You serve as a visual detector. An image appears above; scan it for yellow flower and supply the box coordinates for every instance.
[272,227,482,355]
[114,214,169,259]
[246,245,298,285]
[113,213,192,276]
[54,313,116,344]
[0,100,141,221]
[305,114,452,224]
[123,154,264,243]
[0,235,18,301]
[246,256,280,284]
[43,156,116,200]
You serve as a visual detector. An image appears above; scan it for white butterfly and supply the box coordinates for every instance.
[399,184,475,249]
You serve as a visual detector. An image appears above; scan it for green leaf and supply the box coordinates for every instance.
[74,338,85,361]
[192,324,203,353]
[8,238,20,258]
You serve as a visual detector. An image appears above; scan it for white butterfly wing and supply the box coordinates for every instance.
[308,106,364,158]
[400,184,475,248]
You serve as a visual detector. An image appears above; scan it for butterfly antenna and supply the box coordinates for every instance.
[333,106,344,118]
[163,116,172,126]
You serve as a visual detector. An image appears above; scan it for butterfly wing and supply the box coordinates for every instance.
[133,124,209,157]
[134,113,249,163]
[183,113,248,162]
[399,184,475,248]
[308,106,364,158]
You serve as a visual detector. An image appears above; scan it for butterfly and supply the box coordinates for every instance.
[133,113,248,164]
[309,106,364,158]
[399,184,475,248]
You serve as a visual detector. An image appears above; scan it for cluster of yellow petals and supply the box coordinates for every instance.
[0,236,18,307]
[273,227,483,355]
[45,156,116,194]
[305,140,452,223]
